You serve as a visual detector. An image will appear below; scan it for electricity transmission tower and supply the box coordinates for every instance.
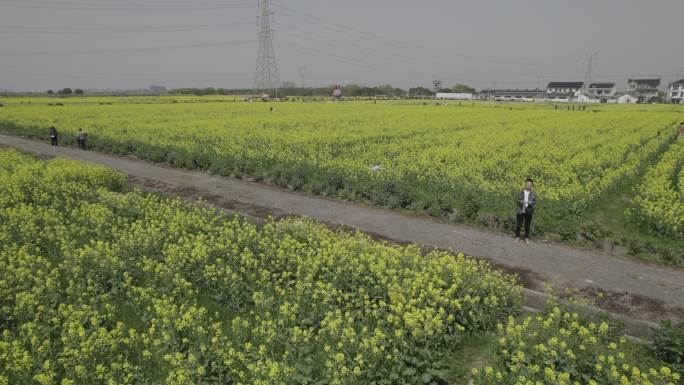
[253,0,280,97]
[582,52,597,93]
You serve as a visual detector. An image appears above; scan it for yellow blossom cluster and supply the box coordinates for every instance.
[0,149,521,385]
[629,138,684,238]
[472,306,680,385]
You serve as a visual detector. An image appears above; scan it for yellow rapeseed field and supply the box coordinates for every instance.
[1,98,682,238]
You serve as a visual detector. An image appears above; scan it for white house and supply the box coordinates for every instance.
[478,89,541,102]
[435,92,473,100]
[587,83,616,102]
[627,78,661,102]
[546,82,584,94]
[668,79,684,104]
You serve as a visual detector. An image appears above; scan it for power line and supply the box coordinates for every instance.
[281,28,669,85]
[272,2,573,67]
[2,69,252,83]
[276,39,394,73]
[0,22,253,34]
[0,0,254,11]
[275,29,575,84]
[276,26,575,79]
[278,36,667,87]
[0,39,256,57]
[276,37,482,84]
[277,38,505,84]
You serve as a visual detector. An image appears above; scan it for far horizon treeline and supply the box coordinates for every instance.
[169,84,475,97]
[1,84,476,97]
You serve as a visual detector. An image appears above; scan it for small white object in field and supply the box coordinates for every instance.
[371,164,383,172]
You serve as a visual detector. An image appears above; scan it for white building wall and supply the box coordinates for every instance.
[668,84,684,102]
[618,94,638,104]
[435,93,473,100]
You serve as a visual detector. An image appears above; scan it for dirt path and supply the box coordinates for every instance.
[2,133,683,324]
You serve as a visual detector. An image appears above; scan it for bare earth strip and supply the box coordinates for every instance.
[2,133,683,325]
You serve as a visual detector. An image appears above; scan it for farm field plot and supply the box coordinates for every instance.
[629,139,684,238]
[0,148,521,384]
[1,98,683,262]
[1,149,680,385]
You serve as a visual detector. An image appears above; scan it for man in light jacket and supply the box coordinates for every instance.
[514,178,537,244]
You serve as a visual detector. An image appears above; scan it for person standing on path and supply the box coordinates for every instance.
[48,126,58,146]
[76,128,87,150]
[514,178,537,244]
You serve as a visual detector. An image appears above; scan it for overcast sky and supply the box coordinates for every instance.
[1,0,683,91]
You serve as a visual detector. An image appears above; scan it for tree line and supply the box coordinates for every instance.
[39,84,476,98]
[46,88,84,95]
[169,84,476,98]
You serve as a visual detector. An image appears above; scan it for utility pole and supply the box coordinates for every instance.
[298,66,307,88]
[582,52,597,94]
[536,75,543,100]
[253,0,280,98]
[488,80,497,101]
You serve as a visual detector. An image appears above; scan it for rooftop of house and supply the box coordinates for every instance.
[545,92,576,98]
[628,78,661,87]
[589,82,615,89]
[547,82,584,89]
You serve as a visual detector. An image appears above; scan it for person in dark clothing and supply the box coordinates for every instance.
[76,128,87,150]
[514,178,537,244]
[49,126,58,146]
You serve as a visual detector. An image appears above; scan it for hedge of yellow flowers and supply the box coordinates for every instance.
[0,149,521,385]
[471,306,680,385]
[1,99,680,234]
[629,139,684,238]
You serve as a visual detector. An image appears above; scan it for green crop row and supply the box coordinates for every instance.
[628,139,684,238]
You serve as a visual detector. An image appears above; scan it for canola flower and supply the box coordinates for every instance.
[471,305,680,385]
[629,139,684,238]
[0,149,521,385]
[0,99,681,235]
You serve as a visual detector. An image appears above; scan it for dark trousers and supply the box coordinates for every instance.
[77,138,86,149]
[515,212,533,239]
[50,136,58,146]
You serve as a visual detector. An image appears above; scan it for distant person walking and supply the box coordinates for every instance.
[677,122,684,140]
[76,128,87,150]
[48,126,58,146]
[514,178,537,244]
